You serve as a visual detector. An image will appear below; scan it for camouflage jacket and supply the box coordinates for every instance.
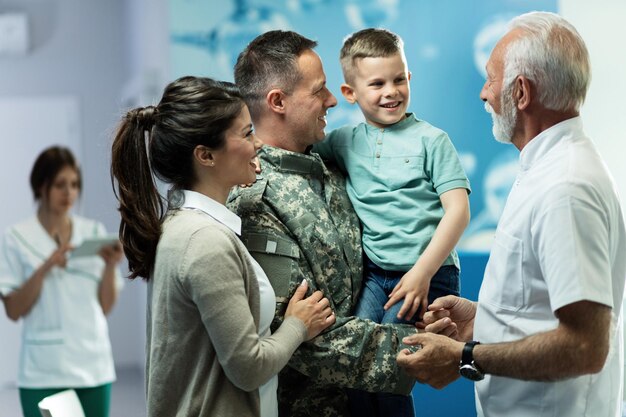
[227,145,416,417]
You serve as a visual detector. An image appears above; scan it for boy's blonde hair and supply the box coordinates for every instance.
[340,28,405,84]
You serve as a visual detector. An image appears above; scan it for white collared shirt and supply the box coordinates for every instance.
[474,117,626,417]
[181,190,278,417]
[0,215,123,388]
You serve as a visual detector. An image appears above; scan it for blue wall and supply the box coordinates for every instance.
[412,252,488,416]
[169,0,556,251]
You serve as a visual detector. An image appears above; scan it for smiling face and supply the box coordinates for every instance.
[480,30,520,145]
[42,165,80,215]
[216,105,263,187]
[283,49,337,150]
[342,52,411,128]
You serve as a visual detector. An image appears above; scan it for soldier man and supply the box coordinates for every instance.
[228,30,416,416]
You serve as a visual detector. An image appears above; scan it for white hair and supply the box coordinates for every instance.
[503,11,591,112]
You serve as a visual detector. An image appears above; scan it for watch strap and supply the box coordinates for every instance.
[461,341,480,365]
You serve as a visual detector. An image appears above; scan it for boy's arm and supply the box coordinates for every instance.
[385,188,470,320]
[310,136,334,161]
[311,126,353,164]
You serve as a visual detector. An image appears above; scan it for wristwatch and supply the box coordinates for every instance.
[459,341,485,381]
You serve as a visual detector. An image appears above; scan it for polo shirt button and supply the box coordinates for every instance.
[376,153,380,158]
[405,159,409,163]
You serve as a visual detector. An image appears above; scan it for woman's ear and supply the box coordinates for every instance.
[340,83,357,104]
[193,145,215,167]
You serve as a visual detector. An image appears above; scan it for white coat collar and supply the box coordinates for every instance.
[519,116,583,171]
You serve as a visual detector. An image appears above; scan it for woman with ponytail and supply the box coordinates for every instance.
[111,76,335,417]
[0,146,124,417]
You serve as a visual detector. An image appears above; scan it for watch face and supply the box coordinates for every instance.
[459,364,485,381]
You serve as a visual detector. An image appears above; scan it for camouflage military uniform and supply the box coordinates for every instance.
[228,145,416,417]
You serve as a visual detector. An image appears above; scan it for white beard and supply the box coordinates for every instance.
[484,91,517,144]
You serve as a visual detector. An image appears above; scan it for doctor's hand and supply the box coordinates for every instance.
[423,295,477,342]
[397,332,463,389]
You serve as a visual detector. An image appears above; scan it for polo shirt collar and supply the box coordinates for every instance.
[519,116,583,171]
[181,189,242,236]
[363,113,416,133]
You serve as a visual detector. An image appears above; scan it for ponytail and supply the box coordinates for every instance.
[110,77,246,280]
[111,106,162,279]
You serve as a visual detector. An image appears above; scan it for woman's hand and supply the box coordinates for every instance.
[98,242,124,267]
[2,243,72,321]
[45,243,73,270]
[98,241,123,315]
[285,280,335,340]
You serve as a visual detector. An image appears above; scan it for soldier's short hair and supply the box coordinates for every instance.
[234,30,318,119]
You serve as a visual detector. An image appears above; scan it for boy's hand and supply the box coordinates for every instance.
[423,296,476,342]
[384,269,431,321]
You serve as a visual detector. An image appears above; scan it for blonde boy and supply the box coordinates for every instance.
[314,28,471,416]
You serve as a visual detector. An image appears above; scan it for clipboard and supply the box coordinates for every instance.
[69,234,120,258]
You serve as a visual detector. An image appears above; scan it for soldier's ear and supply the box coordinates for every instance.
[267,89,286,114]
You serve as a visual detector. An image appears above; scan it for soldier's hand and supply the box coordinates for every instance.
[397,332,463,389]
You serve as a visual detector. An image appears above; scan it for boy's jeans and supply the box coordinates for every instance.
[347,256,460,417]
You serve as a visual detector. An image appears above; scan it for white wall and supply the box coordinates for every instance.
[0,0,172,387]
[116,0,171,374]
[559,0,626,401]
[560,0,626,203]
[0,0,143,383]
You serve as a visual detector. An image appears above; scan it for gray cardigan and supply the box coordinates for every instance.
[146,209,307,417]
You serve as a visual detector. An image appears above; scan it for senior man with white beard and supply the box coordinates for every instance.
[396,11,626,417]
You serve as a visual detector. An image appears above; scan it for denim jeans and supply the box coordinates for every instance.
[347,255,460,417]
[356,256,460,324]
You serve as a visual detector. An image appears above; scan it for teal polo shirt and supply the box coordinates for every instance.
[315,114,470,271]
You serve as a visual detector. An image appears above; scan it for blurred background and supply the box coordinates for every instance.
[0,0,624,416]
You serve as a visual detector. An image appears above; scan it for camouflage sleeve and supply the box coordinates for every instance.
[236,210,416,395]
[290,314,417,395]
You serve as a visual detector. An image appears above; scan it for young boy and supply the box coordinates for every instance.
[314,28,471,417]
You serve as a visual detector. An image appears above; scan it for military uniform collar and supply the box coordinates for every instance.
[260,145,325,177]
